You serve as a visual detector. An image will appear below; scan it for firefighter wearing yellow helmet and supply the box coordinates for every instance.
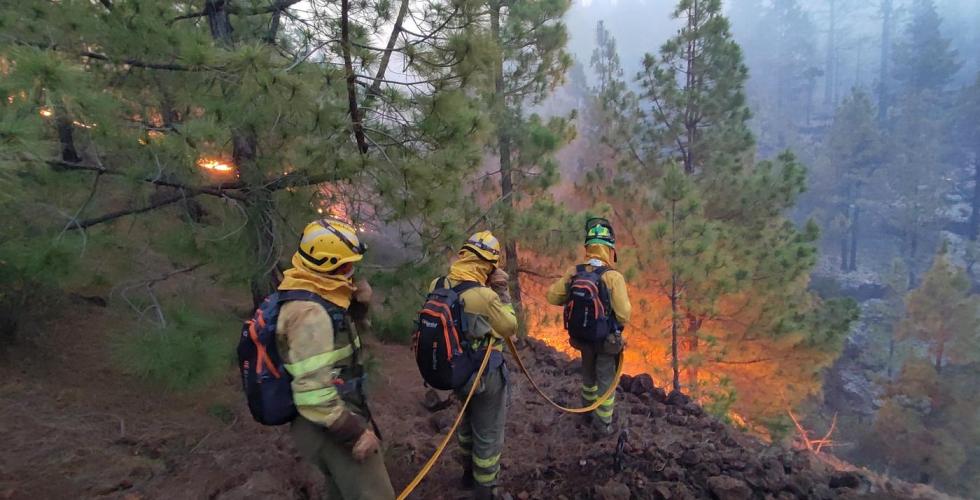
[277,219,395,500]
[426,231,517,500]
[546,218,632,436]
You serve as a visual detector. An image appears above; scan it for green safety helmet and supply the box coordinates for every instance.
[584,217,615,248]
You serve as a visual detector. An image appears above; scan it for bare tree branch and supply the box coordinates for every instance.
[367,0,410,99]
[80,51,196,72]
[341,0,370,154]
[75,192,194,230]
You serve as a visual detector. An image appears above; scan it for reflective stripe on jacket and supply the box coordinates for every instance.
[276,300,360,427]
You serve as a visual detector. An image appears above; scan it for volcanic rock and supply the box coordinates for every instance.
[829,471,863,489]
[706,475,752,500]
[629,373,655,395]
[666,390,692,406]
[678,450,701,467]
[595,478,631,500]
[427,411,453,434]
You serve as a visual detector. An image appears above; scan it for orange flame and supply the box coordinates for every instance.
[196,156,236,174]
[39,106,54,118]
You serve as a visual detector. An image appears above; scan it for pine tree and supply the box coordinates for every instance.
[826,89,883,272]
[757,0,819,148]
[955,73,980,241]
[896,245,980,372]
[637,0,752,177]
[884,0,960,278]
[0,0,488,325]
[892,0,961,98]
[576,7,857,427]
[866,247,980,493]
[479,0,573,331]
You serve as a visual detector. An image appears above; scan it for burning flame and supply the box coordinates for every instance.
[72,120,96,129]
[39,106,54,118]
[197,156,236,174]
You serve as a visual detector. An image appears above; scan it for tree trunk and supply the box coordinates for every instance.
[205,0,233,44]
[341,0,369,154]
[824,0,836,108]
[685,315,702,394]
[683,0,698,175]
[887,337,895,378]
[670,274,681,393]
[491,2,525,334]
[204,3,276,307]
[56,115,81,163]
[971,150,979,241]
[877,0,892,126]
[847,200,861,271]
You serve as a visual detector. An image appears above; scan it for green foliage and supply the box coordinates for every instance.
[896,247,980,369]
[892,0,961,97]
[114,306,236,391]
[864,249,980,494]
[576,6,855,425]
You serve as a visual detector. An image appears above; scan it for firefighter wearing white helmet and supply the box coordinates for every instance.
[427,231,517,500]
[277,218,395,500]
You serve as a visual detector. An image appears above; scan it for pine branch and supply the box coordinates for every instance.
[366,0,410,100]
[80,51,196,72]
[75,192,194,229]
[171,0,302,23]
[47,160,247,200]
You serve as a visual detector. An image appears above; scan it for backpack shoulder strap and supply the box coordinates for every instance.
[594,266,610,277]
[436,276,448,290]
[277,289,340,311]
[452,280,482,295]
[575,264,586,274]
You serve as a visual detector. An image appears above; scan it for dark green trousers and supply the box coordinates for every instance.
[290,415,395,500]
[578,343,618,425]
[455,364,508,487]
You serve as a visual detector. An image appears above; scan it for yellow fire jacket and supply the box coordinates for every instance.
[545,245,632,327]
[276,300,360,428]
[429,252,518,347]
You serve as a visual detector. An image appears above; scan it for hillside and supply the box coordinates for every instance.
[0,302,954,500]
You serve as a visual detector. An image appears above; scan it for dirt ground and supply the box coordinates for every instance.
[0,302,955,500]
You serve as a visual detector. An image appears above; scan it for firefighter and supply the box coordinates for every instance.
[545,218,632,435]
[277,218,395,500]
[430,231,518,500]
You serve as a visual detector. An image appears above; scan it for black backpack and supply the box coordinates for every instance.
[414,278,483,390]
[237,290,349,425]
[563,265,616,343]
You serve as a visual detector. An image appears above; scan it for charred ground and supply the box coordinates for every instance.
[0,303,951,500]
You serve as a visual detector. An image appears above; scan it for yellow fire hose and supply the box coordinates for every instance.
[504,336,623,414]
[396,345,494,500]
[397,337,623,499]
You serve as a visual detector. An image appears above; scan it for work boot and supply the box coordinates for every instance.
[592,418,614,437]
[460,464,475,490]
[473,484,494,500]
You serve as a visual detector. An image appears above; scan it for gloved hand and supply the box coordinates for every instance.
[352,429,381,462]
[350,279,373,323]
[353,278,373,304]
[488,268,511,304]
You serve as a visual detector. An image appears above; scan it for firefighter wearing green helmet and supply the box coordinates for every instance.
[545,218,632,435]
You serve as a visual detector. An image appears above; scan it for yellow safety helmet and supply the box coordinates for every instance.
[296,219,366,273]
[460,230,501,264]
